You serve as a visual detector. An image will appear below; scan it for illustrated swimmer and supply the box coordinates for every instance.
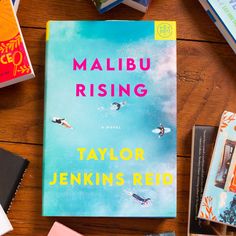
[52,117,72,129]
[110,101,127,111]
[152,124,171,138]
[125,190,151,206]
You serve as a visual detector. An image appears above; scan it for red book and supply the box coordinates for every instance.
[0,0,34,88]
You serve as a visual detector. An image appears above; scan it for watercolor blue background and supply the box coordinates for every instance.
[43,21,176,217]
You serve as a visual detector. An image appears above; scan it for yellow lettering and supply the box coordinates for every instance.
[163,173,173,185]
[87,148,98,160]
[135,148,145,160]
[98,148,107,160]
[120,148,132,160]
[77,147,86,160]
[70,173,81,185]
[60,172,68,185]
[133,173,142,185]
[49,172,57,185]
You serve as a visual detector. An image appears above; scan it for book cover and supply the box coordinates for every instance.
[0,0,34,88]
[43,21,177,217]
[123,0,152,13]
[199,111,236,228]
[0,204,13,235]
[188,125,218,235]
[91,0,123,13]
[0,148,29,212]
[48,222,83,236]
[199,0,236,54]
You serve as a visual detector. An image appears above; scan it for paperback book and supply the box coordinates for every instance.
[43,20,177,217]
[199,0,236,54]
[91,0,123,13]
[0,0,34,88]
[0,204,13,235]
[188,125,218,236]
[123,0,152,13]
[0,148,29,212]
[199,111,236,228]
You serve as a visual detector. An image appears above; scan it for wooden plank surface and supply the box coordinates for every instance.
[17,0,226,43]
[1,0,236,235]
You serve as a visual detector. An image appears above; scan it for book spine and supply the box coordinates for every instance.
[188,125,217,235]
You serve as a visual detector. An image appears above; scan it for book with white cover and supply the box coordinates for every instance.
[0,204,13,235]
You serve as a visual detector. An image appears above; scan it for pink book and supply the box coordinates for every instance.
[48,222,83,236]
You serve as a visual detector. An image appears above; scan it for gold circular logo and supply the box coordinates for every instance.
[157,23,173,38]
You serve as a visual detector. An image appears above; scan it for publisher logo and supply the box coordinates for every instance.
[155,21,176,41]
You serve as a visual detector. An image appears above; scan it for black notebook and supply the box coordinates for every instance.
[0,148,29,212]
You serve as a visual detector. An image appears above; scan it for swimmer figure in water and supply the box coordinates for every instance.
[52,117,72,129]
[110,101,127,111]
[125,190,151,207]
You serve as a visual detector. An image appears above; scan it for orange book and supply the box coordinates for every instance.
[0,0,34,88]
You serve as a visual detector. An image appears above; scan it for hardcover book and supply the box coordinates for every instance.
[0,148,29,212]
[0,204,13,235]
[48,222,83,236]
[123,0,152,13]
[188,125,219,235]
[199,111,236,228]
[199,0,236,54]
[43,21,177,217]
[91,0,123,13]
[0,0,34,88]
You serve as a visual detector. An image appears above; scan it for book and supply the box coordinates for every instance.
[188,125,219,235]
[0,148,29,212]
[43,20,177,217]
[199,111,236,228]
[0,204,13,235]
[0,0,34,88]
[48,222,83,236]
[91,0,123,13]
[12,0,20,12]
[199,0,236,54]
[123,0,152,13]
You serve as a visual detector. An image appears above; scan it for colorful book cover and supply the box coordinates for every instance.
[199,111,236,227]
[188,125,219,235]
[91,0,123,13]
[48,222,83,236]
[43,21,177,217]
[0,0,34,88]
[0,204,13,235]
[199,0,236,54]
[123,0,152,13]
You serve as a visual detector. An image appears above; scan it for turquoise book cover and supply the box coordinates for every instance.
[199,111,236,227]
[43,21,177,217]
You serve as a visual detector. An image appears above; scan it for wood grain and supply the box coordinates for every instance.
[0,142,190,236]
[17,0,226,43]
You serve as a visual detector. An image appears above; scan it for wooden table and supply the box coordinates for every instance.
[1,0,236,235]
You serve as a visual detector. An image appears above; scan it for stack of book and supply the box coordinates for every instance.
[188,111,236,235]
[92,0,152,13]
